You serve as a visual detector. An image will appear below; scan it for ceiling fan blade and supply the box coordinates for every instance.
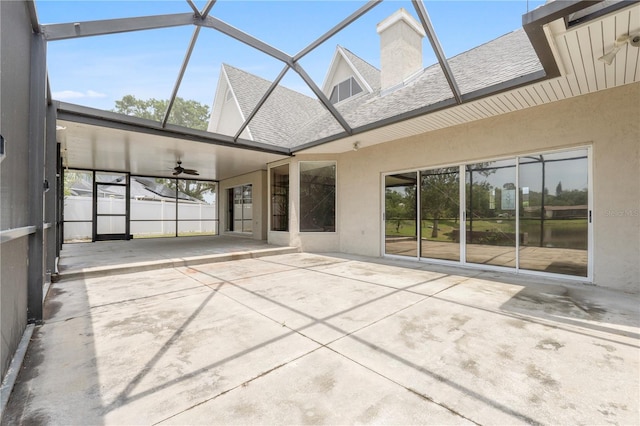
[183,169,199,175]
[172,170,181,176]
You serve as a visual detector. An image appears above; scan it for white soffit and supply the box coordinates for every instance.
[57,120,287,181]
[299,2,640,155]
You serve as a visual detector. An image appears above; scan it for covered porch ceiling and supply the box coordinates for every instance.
[39,0,639,181]
[56,103,289,180]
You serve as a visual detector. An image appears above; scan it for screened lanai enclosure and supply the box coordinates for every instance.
[63,170,218,241]
[2,0,639,379]
[35,0,631,254]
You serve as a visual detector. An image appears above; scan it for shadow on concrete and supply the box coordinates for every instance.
[58,235,284,273]
[168,263,542,425]
[2,281,104,425]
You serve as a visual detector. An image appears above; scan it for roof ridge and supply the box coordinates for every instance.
[336,46,381,92]
[446,29,524,62]
[222,63,317,103]
[338,46,380,72]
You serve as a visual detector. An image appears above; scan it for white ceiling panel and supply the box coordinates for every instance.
[57,120,288,181]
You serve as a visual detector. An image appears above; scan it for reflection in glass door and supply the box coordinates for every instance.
[384,173,417,257]
[420,167,460,261]
[518,149,589,276]
[465,160,517,268]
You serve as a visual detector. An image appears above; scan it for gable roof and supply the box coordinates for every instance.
[321,45,381,95]
[289,29,542,146]
[222,64,324,147]
[339,46,381,92]
[220,28,542,148]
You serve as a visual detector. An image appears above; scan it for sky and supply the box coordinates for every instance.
[36,0,546,114]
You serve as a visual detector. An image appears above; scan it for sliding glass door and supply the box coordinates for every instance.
[228,185,252,233]
[518,149,589,276]
[465,159,517,268]
[420,167,460,262]
[384,173,417,258]
[383,148,591,279]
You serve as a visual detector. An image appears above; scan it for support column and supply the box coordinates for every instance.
[45,103,58,279]
[27,33,47,324]
[56,141,63,256]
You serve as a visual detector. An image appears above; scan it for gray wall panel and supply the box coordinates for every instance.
[0,238,29,377]
[1,0,35,380]
[1,1,32,230]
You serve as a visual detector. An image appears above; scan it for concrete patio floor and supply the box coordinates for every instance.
[3,249,639,425]
[56,235,298,280]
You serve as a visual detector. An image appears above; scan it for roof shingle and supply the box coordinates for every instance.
[221,29,543,148]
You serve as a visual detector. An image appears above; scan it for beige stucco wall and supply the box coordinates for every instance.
[336,82,639,293]
[219,170,267,240]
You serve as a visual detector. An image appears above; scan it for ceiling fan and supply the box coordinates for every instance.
[172,160,199,176]
[599,33,640,65]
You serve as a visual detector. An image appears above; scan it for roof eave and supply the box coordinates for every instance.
[57,101,291,156]
[521,0,635,78]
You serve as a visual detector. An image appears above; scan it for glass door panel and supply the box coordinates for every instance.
[97,194,126,215]
[242,185,253,232]
[466,160,517,268]
[229,184,252,232]
[97,215,126,234]
[94,172,129,241]
[96,172,126,183]
[63,170,93,242]
[385,173,417,257]
[420,167,460,261]
[519,149,589,276]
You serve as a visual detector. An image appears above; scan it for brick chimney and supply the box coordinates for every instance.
[376,8,425,92]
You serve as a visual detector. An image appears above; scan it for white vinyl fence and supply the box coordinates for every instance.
[64,196,218,241]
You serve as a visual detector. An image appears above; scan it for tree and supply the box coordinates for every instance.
[63,171,81,196]
[165,179,217,203]
[114,95,210,130]
[385,185,416,234]
[386,189,406,233]
[114,95,215,200]
[421,169,459,238]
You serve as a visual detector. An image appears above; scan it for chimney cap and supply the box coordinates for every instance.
[376,8,426,37]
